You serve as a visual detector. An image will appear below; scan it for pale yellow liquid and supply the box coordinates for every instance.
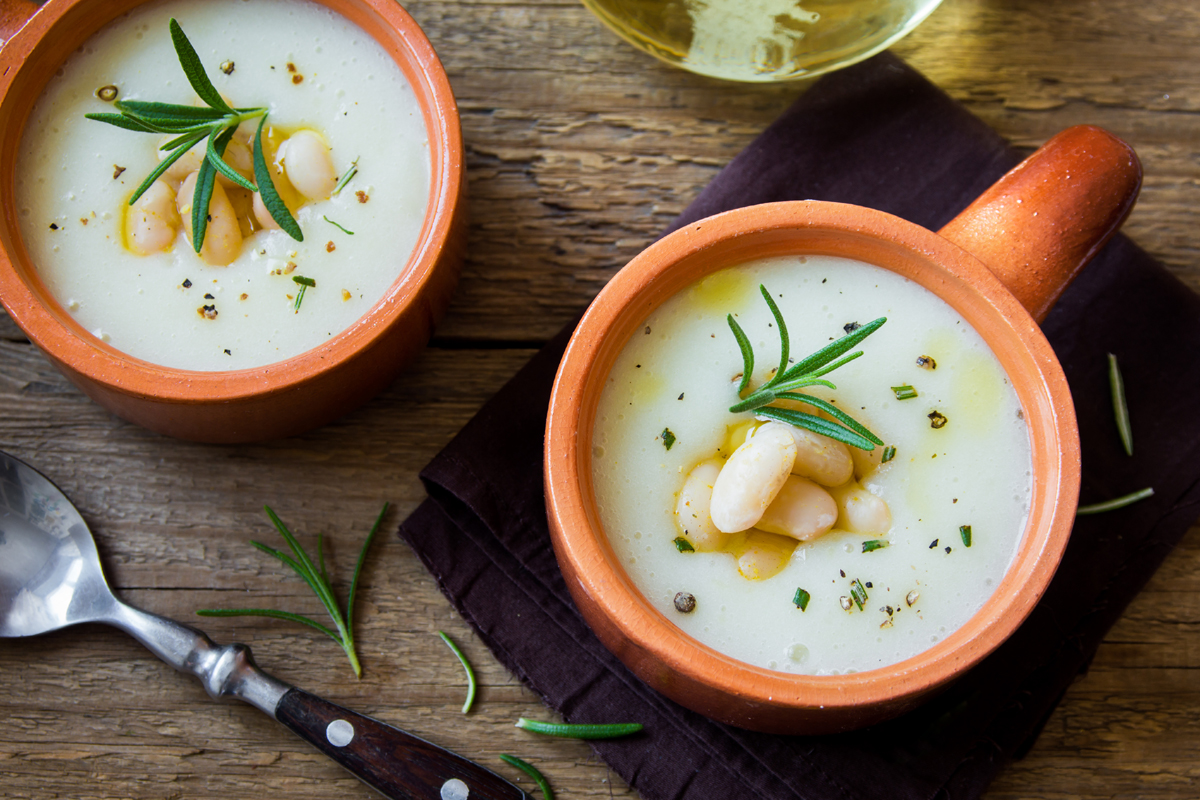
[580,0,942,81]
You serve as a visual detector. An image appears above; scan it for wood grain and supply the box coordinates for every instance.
[2,0,1199,797]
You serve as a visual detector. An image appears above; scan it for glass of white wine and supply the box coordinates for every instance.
[580,0,943,82]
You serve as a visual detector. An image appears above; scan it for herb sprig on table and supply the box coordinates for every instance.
[86,19,302,251]
[197,503,388,678]
[727,285,885,451]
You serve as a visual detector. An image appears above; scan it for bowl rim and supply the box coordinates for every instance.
[0,0,463,401]
[544,200,1080,719]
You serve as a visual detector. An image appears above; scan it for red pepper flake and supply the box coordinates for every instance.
[198,305,218,320]
[341,289,352,301]
[286,62,297,72]
[326,241,336,253]
[355,190,369,204]
[79,218,88,226]
[240,293,248,301]
[292,74,303,85]
[113,165,126,179]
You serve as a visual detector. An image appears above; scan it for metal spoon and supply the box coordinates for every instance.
[0,451,526,800]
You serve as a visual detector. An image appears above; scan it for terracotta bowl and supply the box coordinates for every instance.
[0,0,465,443]
[545,126,1142,734]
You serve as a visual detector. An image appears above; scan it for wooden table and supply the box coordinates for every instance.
[3,0,1198,797]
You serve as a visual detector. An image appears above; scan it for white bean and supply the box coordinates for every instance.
[673,459,728,552]
[126,179,180,255]
[281,130,336,200]
[784,426,854,487]
[756,475,838,541]
[828,480,893,536]
[735,530,795,581]
[176,171,243,266]
[709,421,796,533]
[252,189,282,231]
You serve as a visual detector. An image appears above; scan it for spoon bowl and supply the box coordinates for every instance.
[0,451,526,800]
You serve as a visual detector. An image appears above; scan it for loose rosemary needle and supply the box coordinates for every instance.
[438,631,477,714]
[515,718,643,739]
[196,503,388,677]
[499,755,554,800]
[1077,487,1154,515]
[1108,352,1133,456]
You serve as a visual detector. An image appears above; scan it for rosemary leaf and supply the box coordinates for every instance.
[116,99,228,123]
[252,114,303,241]
[755,406,877,451]
[881,445,896,463]
[891,385,918,400]
[84,112,161,133]
[515,718,643,739]
[959,525,972,547]
[206,126,257,191]
[1108,352,1133,457]
[127,128,207,204]
[323,215,355,235]
[190,124,236,253]
[332,158,359,196]
[169,18,233,114]
[760,286,790,388]
[499,755,554,800]
[773,392,884,446]
[727,314,754,396]
[438,631,477,714]
[1077,487,1154,515]
[862,539,889,552]
[346,503,388,635]
[196,607,341,640]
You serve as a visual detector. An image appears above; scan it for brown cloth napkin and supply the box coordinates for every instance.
[398,53,1200,800]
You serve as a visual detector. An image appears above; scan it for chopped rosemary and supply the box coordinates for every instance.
[500,755,554,800]
[85,20,301,252]
[959,525,972,547]
[661,428,676,450]
[861,539,889,553]
[323,215,355,235]
[1077,487,1154,515]
[850,578,868,610]
[292,274,315,311]
[332,157,359,195]
[793,587,810,611]
[727,286,885,451]
[437,631,477,714]
[1108,353,1133,456]
[881,445,896,463]
[196,503,388,678]
[673,537,695,553]
[515,718,643,739]
[891,385,918,400]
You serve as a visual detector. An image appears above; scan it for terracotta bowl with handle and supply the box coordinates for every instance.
[0,0,464,443]
[544,125,1142,734]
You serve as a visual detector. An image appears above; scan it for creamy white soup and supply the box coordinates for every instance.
[16,0,430,370]
[591,256,1033,675]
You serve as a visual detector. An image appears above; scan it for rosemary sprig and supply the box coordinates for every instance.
[85,19,301,252]
[515,718,643,739]
[292,274,315,311]
[438,631,477,714]
[196,503,388,678]
[499,755,555,800]
[1108,353,1133,456]
[728,285,885,450]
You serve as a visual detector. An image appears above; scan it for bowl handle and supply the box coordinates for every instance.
[0,0,41,46]
[938,125,1142,323]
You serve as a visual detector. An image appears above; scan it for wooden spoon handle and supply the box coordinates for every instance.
[938,125,1142,323]
[275,688,528,800]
